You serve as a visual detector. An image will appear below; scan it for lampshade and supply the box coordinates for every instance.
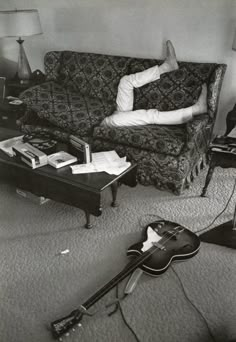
[0,9,42,83]
[0,9,42,38]
[233,29,236,51]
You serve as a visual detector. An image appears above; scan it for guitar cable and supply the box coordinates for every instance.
[106,181,236,342]
[170,265,217,342]
[195,176,236,234]
[139,176,236,236]
[108,283,141,342]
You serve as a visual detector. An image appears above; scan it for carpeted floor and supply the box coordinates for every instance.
[0,167,236,342]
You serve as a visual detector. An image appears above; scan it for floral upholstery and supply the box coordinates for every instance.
[20,81,114,136]
[18,50,227,194]
[57,51,130,106]
[93,124,188,157]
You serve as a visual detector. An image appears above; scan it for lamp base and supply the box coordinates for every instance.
[16,38,32,84]
[200,220,236,249]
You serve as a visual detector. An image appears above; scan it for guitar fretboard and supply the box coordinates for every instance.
[82,246,157,310]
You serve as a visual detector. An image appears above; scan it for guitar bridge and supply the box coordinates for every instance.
[152,242,166,250]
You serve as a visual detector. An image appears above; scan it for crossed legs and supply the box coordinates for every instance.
[101,41,207,128]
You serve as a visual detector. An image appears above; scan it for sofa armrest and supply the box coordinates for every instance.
[207,64,227,120]
[44,51,63,81]
[185,63,226,147]
[185,114,212,150]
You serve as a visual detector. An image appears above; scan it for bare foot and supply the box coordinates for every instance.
[192,84,207,115]
[159,40,178,74]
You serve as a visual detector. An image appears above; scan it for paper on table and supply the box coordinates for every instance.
[70,150,131,175]
[0,135,24,157]
[227,127,236,138]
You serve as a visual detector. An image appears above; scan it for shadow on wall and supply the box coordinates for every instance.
[0,57,16,79]
[0,39,18,79]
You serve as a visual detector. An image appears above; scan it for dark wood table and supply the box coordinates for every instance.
[0,129,137,228]
[200,136,236,197]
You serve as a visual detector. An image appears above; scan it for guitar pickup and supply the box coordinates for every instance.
[152,242,166,250]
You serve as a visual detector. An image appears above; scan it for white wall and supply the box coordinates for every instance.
[0,0,236,133]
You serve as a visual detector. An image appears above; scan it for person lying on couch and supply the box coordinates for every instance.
[101,40,207,127]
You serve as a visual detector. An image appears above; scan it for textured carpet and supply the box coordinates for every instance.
[0,167,236,342]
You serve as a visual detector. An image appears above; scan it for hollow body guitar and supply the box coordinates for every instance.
[51,220,200,339]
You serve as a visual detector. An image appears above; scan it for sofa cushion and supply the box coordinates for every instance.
[58,51,130,105]
[93,124,189,156]
[19,81,114,136]
[93,113,209,157]
[130,61,217,112]
[133,69,202,111]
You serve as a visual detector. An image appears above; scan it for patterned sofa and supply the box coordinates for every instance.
[18,50,226,194]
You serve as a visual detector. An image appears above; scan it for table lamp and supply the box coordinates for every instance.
[0,9,43,84]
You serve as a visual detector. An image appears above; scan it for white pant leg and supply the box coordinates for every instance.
[116,65,160,112]
[101,107,193,127]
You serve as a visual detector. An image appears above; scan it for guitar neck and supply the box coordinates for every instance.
[82,247,155,310]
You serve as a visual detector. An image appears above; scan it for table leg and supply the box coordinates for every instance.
[111,182,119,207]
[232,202,236,230]
[84,210,93,229]
[201,161,216,197]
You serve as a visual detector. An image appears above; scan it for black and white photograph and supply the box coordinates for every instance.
[0,1,236,341]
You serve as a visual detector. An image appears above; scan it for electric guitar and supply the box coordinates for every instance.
[51,219,200,339]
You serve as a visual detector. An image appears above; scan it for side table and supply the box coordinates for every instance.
[201,136,236,197]
[6,80,35,97]
[6,71,46,97]
[0,100,26,130]
[200,135,236,249]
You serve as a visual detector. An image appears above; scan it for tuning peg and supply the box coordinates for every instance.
[65,333,70,337]
[77,323,82,327]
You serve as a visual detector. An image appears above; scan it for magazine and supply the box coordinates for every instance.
[48,151,77,169]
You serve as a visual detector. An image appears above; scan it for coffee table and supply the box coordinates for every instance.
[0,129,137,228]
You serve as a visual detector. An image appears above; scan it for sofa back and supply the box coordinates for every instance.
[44,51,226,119]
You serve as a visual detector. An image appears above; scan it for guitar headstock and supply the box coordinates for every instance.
[51,309,83,339]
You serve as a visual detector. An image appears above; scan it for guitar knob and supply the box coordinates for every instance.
[77,323,82,327]
[65,333,70,337]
